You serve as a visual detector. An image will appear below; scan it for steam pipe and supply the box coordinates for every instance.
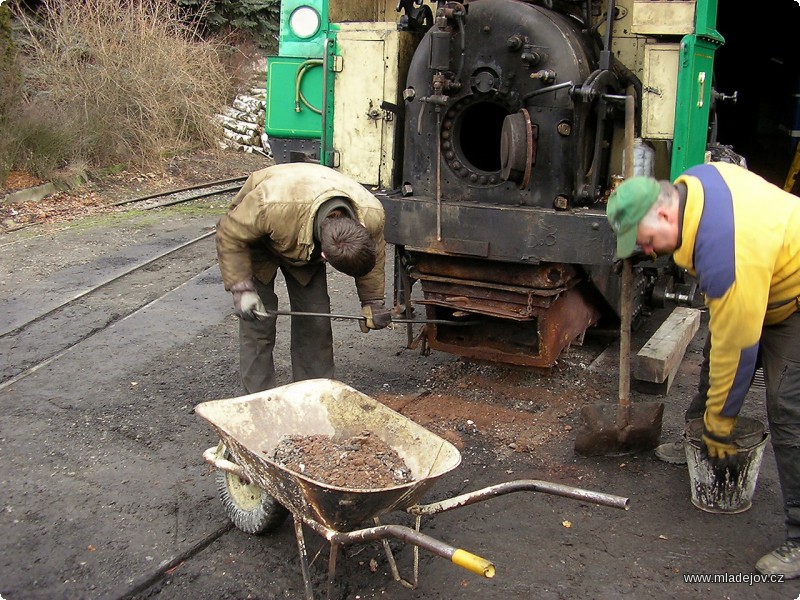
[612,56,643,137]
[436,108,443,241]
[522,80,574,102]
[600,0,616,71]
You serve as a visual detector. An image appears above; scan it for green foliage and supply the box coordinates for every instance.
[178,0,279,49]
[0,6,18,113]
[0,4,21,185]
[5,105,80,180]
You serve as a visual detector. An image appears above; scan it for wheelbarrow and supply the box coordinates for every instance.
[197,379,630,599]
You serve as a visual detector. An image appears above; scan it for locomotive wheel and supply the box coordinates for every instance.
[216,450,288,535]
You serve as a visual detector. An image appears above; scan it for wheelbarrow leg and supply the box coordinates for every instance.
[293,517,315,600]
[374,516,419,589]
[327,542,339,600]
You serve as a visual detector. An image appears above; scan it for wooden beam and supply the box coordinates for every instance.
[633,307,702,393]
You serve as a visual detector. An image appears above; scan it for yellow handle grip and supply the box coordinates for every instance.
[451,549,496,578]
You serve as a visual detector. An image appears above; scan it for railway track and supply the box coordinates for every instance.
[108,176,247,211]
[0,179,245,389]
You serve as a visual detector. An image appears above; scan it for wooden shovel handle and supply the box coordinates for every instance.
[619,258,632,413]
[618,87,636,422]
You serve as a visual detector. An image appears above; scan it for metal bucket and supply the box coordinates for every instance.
[683,417,769,514]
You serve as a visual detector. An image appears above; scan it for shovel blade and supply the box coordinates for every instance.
[574,402,665,457]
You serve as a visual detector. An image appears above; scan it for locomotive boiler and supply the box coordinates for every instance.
[264,0,718,368]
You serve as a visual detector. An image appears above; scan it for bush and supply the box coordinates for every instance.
[3,0,247,183]
[5,103,80,179]
[0,3,22,184]
[178,0,279,52]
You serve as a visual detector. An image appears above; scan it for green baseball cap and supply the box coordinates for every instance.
[606,177,660,258]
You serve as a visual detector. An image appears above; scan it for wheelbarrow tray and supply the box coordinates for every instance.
[196,378,462,531]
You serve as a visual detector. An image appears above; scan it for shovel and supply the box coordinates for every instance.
[573,257,664,455]
[573,87,664,456]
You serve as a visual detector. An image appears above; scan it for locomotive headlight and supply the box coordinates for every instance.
[289,6,321,39]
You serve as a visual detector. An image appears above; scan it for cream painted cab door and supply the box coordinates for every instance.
[333,33,390,188]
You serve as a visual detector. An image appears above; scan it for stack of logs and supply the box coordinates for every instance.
[216,86,272,158]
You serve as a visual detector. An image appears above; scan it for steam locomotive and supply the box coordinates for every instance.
[264,0,718,367]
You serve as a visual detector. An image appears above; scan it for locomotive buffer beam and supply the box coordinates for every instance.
[406,256,601,369]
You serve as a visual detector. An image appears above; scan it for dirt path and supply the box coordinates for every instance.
[1,158,797,600]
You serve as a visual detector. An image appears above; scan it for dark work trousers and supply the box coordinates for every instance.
[684,333,712,422]
[761,311,800,541]
[238,263,334,393]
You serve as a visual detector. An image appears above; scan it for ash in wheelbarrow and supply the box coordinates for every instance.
[197,379,630,599]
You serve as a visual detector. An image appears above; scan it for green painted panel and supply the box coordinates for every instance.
[279,0,329,58]
[265,57,324,138]
[670,0,724,179]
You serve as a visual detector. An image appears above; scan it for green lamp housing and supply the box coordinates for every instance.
[279,1,329,58]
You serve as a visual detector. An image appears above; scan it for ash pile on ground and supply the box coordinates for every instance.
[270,430,413,489]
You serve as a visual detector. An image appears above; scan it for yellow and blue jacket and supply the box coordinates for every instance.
[673,162,800,438]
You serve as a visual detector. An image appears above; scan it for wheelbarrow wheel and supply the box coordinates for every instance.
[216,450,288,535]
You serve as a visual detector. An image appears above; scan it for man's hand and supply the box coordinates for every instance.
[701,430,738,459]
[231,280,265,321]
[701,414,742,476]
[359,301,392,332]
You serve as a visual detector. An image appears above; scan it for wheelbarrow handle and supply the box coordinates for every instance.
[406,479,630,516]
[303,518,496,578]
[253,309,477,326]
[203,443,252,484]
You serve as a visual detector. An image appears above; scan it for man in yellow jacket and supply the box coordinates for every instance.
[216,162,391,392]
[607,162,800,578]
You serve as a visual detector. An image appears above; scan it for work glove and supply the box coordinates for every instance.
[700,412,742,476]
[359,301,392,332]
[230,279,266,321]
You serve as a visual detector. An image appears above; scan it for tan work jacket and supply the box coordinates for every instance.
[216,163,386,304]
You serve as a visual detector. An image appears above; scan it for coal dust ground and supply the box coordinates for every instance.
[1,152,798,600]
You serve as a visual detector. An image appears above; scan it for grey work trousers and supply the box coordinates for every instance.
[762,311,800,540]
[684,334,717,421]
[686,311,800,540]
[238,263,334,393]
